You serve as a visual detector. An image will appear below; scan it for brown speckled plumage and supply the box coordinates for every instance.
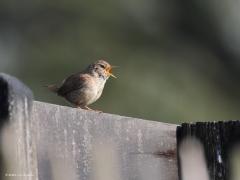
[47,60,116,111]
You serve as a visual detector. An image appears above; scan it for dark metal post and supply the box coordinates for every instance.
[177,121,240,180]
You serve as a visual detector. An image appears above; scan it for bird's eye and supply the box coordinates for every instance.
[99,64,105,69]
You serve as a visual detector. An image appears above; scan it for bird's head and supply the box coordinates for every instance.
[88,60,117,80]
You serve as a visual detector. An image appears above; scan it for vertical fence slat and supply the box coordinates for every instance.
[0,73,38,180]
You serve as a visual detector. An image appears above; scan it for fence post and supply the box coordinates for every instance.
[177,121,240,180]
[0,73,37,180]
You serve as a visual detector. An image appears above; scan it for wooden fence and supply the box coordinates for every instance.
[0,73,238,180]
[0,73,177,180]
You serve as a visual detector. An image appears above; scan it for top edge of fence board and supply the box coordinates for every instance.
[34,100,178,128]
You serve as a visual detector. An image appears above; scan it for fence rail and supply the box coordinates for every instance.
[0,73,178,180]
[3,72,235,180]
[33,101,177,180]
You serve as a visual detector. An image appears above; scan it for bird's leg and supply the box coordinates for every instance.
[84,106,93,110]
[76,105,102,112]
[83,106,102,113]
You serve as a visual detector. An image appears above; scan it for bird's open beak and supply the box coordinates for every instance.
[107,66,117,78]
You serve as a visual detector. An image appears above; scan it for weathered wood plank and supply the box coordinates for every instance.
[0,72,178,180]
[32,101,178,180]
[0,73,37,180]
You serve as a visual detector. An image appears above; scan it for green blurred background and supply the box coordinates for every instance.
[1,0,240,123]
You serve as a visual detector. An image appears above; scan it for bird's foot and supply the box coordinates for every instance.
[77,106,102,113]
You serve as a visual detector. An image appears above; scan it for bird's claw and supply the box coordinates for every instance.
[77,106,103,113]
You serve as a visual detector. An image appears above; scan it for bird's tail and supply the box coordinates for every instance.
[45,84,59,93]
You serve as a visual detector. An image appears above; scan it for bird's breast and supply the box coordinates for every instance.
[86,78,106,105]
